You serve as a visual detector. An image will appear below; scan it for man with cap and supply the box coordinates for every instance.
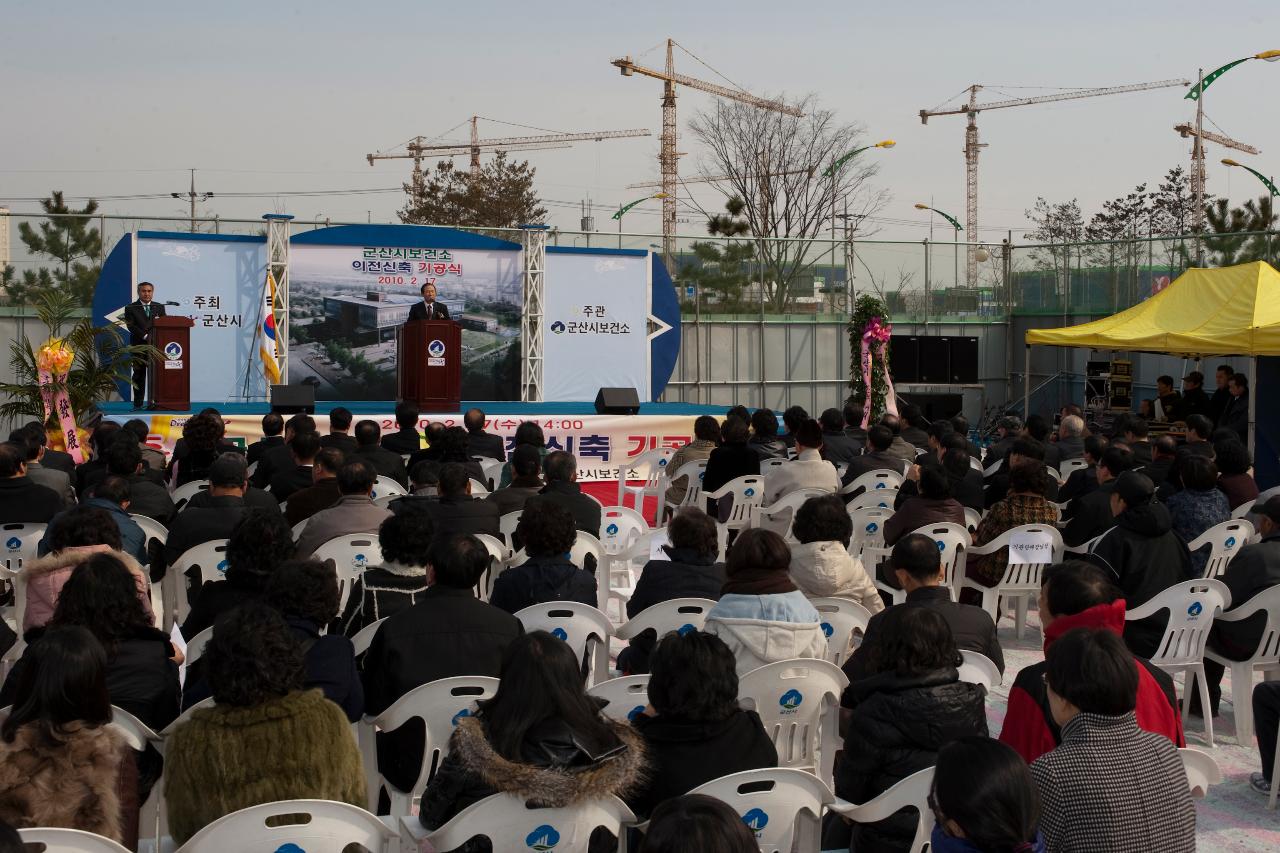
[1199,495,1280,718]
[1086,470,1194,659]
[1175,371,1211,421]
[160,453,253,581]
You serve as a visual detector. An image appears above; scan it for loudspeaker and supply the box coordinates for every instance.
[950,336,979,383]
[270,384,315,415]
[918,338,951,383]
[890,335,920,383]
[594,387,641,415]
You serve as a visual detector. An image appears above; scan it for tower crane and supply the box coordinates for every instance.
[625,167,812,191]
[611,38,803,270]
[920,78,1189,285]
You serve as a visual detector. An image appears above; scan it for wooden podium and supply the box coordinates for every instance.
[398,319,462,413]
[152,316,196,411]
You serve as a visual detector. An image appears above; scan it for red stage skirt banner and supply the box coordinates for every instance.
[118,411,700,484]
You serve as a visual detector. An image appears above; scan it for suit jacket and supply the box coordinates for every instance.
[407,300,450,322]
[485,478,543,518]
[841,450,908,492]
[538,481,601,538]
[251,441,296,489]
[354,445,410,487]
[160,495,249,578]
[701,444,761,496]
[900,426,930,450]
[124,474,177,524]
[124,300,165,346]
[379,430,422,456]
[1220,392,1249,443]
[320,433,358,456]
[25,462,75,508]
[413,495,502,541]
[1062,482,1117,548]
[269,465,316,503]
[820,431,863,466]
[0,476,62,524]
[295,495,393,556]
[246,435,285,466]
[285,478,343,526]
[38,448,76,476]
[466,429,506,462]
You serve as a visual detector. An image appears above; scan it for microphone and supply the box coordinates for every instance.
[164,301,181,306]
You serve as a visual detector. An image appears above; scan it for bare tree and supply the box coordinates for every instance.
[689,94,887,311]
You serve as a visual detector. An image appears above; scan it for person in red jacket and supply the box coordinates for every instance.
[999,559,1185,764]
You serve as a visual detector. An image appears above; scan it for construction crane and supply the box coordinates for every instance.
[611,38,803,270]
[625,167,811,191]
[367,116,650,181]
[920,78,1190,286]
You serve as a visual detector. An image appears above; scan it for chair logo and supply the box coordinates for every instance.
[164,342,183,361]
[744,487,755,497]
[451,708,471,726]
[274,844,306,853]
[1225,536,1237,549]
[821,622,834,638]
[874,482,887,489]
[606,523,620,536]
[526,824,561,851]
[658,458,667,466]
[353,553,367,569]
[742,808,769,831]
[678,623,696,636]
[1188,601,1204,618]
[4,537,19,552]
[779,689,803,711]
[936,540,945,551]
[627,705,646,722]
[216,559,228,574]
[551,627,568,641]
[866,522,878,533]
[551,321,566,334]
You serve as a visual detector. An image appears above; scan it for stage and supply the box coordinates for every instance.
[99,401,720,418]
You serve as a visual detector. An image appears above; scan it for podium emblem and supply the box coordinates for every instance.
[164,342,183,361]
[427,338,446,366]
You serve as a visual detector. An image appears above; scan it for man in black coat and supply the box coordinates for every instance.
[1219,372,1250,443]
[268,430,320,503]
[1062,447,1133,548]
[406,281,451,321]
[252,413,316,489]
[246,413,285,466]
[463,408,506,462]
[123,281,165,409]
[1176,371,1212,422]
[354,419,409,488]
[0,441,62,524]
[284,447,345,526]
[1122,416,1153,467]
[104,436,176,524]
[1208,363,1235,426]
[536,451,601,538]
[362,533,522,792]
[818,408,862,467]
[160,453,252,581]
[19,421,76,476]
[843,402,869,450]
[320,407,358,456]
[398,463,500,540]
[380,403,423,456]
[841,425,909,496]
[898,405,931,451]
[1057,434,1107,506]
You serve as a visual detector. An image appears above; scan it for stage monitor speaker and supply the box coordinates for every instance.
[890,335,920,383]
[907,393,964,422]
[918,338,951,383]
[950,336,979,383]
[270,384,315,415]
[594,387,641,415]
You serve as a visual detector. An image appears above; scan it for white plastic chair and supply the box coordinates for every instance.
[1271,718,1280,810]
[840,469,904,497]
[509,531,606,586]
[958,650,1002,690]
[0,521,46,572]
[516,601,615,686]
[18,827,131,852]
[1179,747,1223,798]
[173,799,396,853]
[598,506,651,609]
[1187,519,1255,579]
[588,674,651,722]
[760,457,790,473]
[370,475,407,500]
[618,447,676,524]
[184,626,213,668]
[963,507,982,532]
[960,524,1064,639]
[599,505,650,556]
[359,676,500,815]
[658,458,709,521]
[158,697,215,738]
[350,617,386,657]
[687,768,834,853]
[752,488,828,542]
[1126,578,1230,746]
[0,565,30,675]
[847,488,900,511]
[468,477,490,496]
[371,493,400,509]
[1231,501,1254,520]
[830,766,935,853]
[738,658,848,788]
[703,475,767,533]
[1044,465,1062,483]
[875,522,969,606]
[477,457,504,491]
[616,597,717,644]
[499,509,522,545]
[170,479,210,512]
[167,539,230,629]
[1204,584,1280,743]
[810,597,872,666]
[312,533,382,614]
[847,506,894,559]
[403,793,635,853]
[472,533,510,603]
[1059,457,1090,479]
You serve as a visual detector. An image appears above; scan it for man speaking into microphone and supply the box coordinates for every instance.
[124,281,166,409]
[408,281,450,321]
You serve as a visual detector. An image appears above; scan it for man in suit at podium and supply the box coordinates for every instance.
[408,282,450,322]
[123,281,166,409]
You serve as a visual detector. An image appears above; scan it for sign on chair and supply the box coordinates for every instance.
[1009,530,1055,565]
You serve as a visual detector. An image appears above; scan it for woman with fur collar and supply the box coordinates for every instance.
[337,512,430,637]
[23,505,155,634]
[419,631,647,852]
[0,626,138,849]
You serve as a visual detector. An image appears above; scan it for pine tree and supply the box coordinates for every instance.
[398,153,547,229]
[1,192,103,307]
[682,197,755,310]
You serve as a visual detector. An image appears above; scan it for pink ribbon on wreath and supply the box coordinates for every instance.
[36,340,85,464]
[858,316,897,429]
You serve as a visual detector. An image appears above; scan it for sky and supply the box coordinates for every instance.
[1,0,1277,242]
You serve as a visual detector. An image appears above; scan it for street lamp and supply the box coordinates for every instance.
[915,203,964,289]
[612,192,668,249]
[1222,158,1280,198]
[822,140,896,312]
[1185,50,1280,101]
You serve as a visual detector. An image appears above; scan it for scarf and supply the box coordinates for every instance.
[721,566,797,596]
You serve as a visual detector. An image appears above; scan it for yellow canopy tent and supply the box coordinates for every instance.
[1022,261,1280,448]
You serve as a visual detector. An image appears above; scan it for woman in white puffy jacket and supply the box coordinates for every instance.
[704,528,829,676]
[787,494,885,615]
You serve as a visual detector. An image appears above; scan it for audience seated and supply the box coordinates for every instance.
[762,419,839,504]
[1122,415,1152,466]
[701,416,760,514]
[401,462,500,540]
[1085,471,1193,659]
[103,435,175,523]
[999,561,1183,764]
[841,424,907,492]
[1166,454,1230,576]
[879,413,920,465]
[1254,680,1280,796]
[267,428,320,503]
[984,437,1060,507]
[338,512,433,636]
[929,736,1045,853]
[663,415,720,510]
[620,507,725,675]
[819,407,861,466]
[779,405,809,450]
[844,402,869,450]
[8,428,73,507]
[627,631,777,819]
[915,420,955,470]
[246,412,284,466]
[0,440,62,524]
[1053,414,1086,467]
[1062,446,1133,548]
[171,412,227,487]
[1145,434,1179,491]
[1023,415,1058,470]
[22,419,75,475]
[788,493,883,612]
[75,422,120,497]
[42,475,146,566]
[380,401,423,454]
[638,794,759,853]
[320,406,358,455]
[1057,434,1107,505]
[485,444,544,516]
[898,404,931,450]
[161,453,254,579]
[464,407,506,462]
[835,606,988,853]
[294,459,393,557]
[164,602,366,844]
[747,408,787,460]
[409,459,442,496]
[1199,495,1280,719]
[353,419,410,488]
[23,505,154,635]
[1219,372,1249,443]
[251,413,315,489]
[497,420,547,488]
[844,535,1003,687]
[704,528,827,675]
[0,627,138,848]
[1031,627,1195,853]
[969,463,1059,591]
[408,426,486,485]
[1215,439,1259,510]
[180,509,296,641]
[984,416,1022,469]
[284,446,345,526]
[883,464,966,549]
[362,533,522,795]
[941,439,985,511]
[491,498,597,613]
[418,630,646,837]
[536,450,601,539]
